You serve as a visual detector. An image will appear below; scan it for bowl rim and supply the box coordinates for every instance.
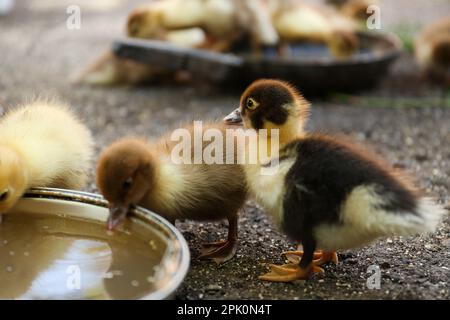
[114,30,403,70]
[243,31,404,67]
[20,187,190,300]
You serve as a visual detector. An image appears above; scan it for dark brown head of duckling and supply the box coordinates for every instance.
[225,79,310,136]
[96,138,156,230]
[432,34,450,68]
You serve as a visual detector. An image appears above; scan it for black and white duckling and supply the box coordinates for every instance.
[224,79,445,282]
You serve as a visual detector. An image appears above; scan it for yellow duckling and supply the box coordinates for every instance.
[0,101,93,221]
[127,0,278,52]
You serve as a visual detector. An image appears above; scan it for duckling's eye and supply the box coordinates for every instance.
[246,98,259,110]
[0,190,9,202]
[122,178,133,191]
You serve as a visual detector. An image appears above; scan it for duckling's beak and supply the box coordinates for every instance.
[107,204,129,230]
[224,108,242,124]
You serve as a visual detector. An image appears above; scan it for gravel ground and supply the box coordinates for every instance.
[0,0,449,300]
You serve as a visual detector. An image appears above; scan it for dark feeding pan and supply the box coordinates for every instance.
[113,31,402,94]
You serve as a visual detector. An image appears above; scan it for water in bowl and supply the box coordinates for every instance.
[0,213,167,299]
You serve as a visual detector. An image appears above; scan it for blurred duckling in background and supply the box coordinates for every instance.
[0,101,93,222]
[96,123,247,264]
[76,1,208,86]
[224,79,445,281]
[77,0,278,85]
[126,0,209,47]
[415,16,450,86]
[270,0,359,58]
[127,0,278,52]
[127,0,216,46]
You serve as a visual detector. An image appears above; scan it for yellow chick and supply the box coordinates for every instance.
[126,0,232,50]
[0,101,93,220]
[127,0,278,51]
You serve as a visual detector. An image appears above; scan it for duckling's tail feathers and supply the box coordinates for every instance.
[343,185,445,237]
[377,197,446,236]
[413,197,447,234]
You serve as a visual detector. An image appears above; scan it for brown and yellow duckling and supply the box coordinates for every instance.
[96,122,247,264]
[224,79,445,282]
[415,16,450,86]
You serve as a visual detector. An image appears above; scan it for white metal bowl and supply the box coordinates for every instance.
[2,187,190,300]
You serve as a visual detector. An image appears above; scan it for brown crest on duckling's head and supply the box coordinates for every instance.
[238,79,310,131]
[96,138,156,230]
[126,6,163,39]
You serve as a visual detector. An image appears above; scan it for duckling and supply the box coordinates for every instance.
[127,0,204,39]
[127,1,208,47]
[79,0,278,85]
[224,79,445,282]
[127,0,278,52]
[270,0,359,58]
[96,122,247,264]
[0,101,93,222]
[415,17,450,85]
[126,0,233,52]
[77,2,208,86]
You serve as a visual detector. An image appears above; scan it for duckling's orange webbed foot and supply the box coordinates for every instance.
[283,250,338,266]
[197,216,238,264]
[198,240,237,264]
[259,262,324,282]
[282,250,323,263]
[314,251,338,266]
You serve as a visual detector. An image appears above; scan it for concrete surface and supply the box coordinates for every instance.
[0,0,449,299]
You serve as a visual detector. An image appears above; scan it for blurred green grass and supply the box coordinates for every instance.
[388,22,423,54]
